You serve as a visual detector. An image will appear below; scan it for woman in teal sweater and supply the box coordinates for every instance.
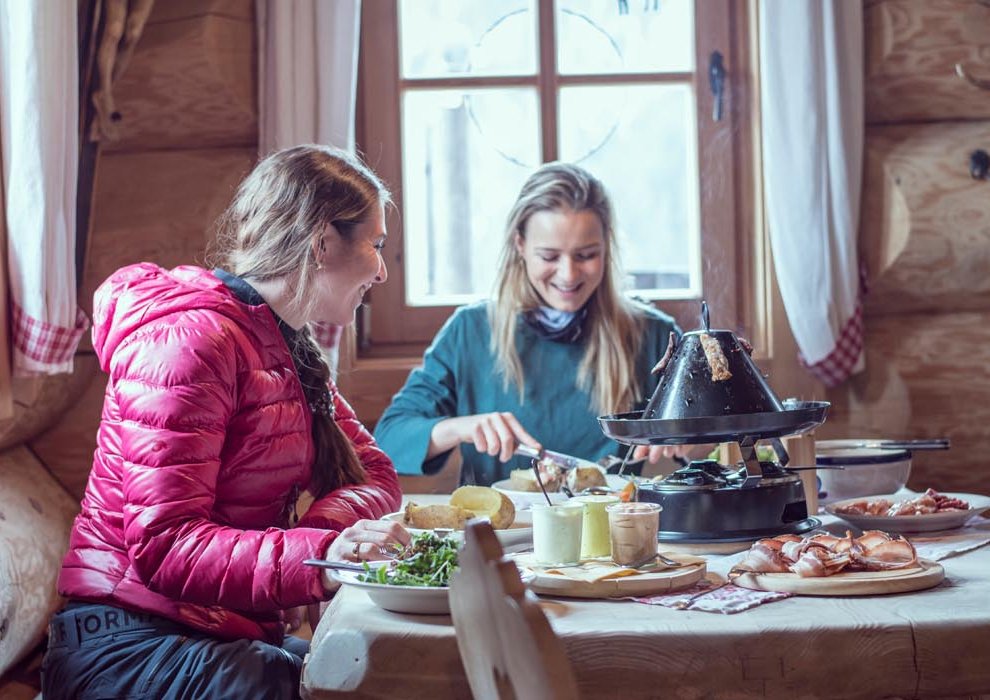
[374,163,680,486]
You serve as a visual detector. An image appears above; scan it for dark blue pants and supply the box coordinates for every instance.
[41,602,309,700]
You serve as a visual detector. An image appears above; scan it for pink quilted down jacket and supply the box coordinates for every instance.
[58,264,402,643]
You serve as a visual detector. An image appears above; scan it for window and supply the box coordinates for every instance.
[356,0,755,356]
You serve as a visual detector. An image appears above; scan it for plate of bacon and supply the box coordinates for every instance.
[825,489,990,533]
[732,530,944,595]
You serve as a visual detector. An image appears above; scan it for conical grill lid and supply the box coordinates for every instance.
[645,303,783,420]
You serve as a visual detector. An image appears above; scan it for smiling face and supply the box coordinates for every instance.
[515,207,606,313]
[310,202,388,325]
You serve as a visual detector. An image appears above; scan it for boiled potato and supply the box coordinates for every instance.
[403,502,473,530]
[449,485,515,530]
[565,465,607,492]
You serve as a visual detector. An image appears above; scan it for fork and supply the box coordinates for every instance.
[671,580,729,609]
[656,553,685,567]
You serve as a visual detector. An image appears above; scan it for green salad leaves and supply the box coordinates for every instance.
[359,531,459,587]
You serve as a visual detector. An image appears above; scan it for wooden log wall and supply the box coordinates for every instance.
[822,0,990,494]
[28,0,258,499]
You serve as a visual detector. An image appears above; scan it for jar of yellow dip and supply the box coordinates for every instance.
[575,494,619,559]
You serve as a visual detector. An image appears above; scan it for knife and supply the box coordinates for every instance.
[514,444,600,471]
[839,439,950,451]
[303,559,367,572]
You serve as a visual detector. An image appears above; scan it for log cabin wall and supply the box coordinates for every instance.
[819,0,990,493]
[24,0,258,499]
[12,0,989,500]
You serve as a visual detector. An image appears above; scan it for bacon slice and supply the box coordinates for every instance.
[737,529,918,577]
[791,547,850,578]
[837,489,969,517]
[737,538,792,573]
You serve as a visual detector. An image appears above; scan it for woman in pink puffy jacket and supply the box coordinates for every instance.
[41,145,407,700]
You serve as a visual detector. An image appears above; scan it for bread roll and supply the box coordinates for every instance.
[508,462,563,492]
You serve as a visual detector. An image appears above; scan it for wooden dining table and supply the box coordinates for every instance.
[300,495,990,700]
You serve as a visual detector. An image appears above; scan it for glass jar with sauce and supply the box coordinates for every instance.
[531,502,584,565]
[574,494,619,559]
[606,502,661,567]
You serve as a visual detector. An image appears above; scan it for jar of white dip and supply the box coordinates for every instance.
[531,502,584,565]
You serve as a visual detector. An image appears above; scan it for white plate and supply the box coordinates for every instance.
[492,474,629,509]
[332,567,536,615]
[383,509,533,548]
[825,492,990,533]
[331,569,452,614]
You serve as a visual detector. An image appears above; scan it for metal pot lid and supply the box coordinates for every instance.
[816,443,910,465]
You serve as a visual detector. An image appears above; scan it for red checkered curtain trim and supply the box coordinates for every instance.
[12,303,90,374]
[310,322,343,375]
[800,303,863,388]
[311,322,342,351]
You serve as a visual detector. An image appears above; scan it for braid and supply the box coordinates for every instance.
[290,327,367,498]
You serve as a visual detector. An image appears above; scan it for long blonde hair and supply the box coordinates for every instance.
[490,162,647,415]
[211,145,390,498]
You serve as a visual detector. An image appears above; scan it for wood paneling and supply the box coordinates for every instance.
[0,356,100,452]
[35,1,259,500]
[104,3,256,152]
[860,121,990,314]
[28,356,106,500]
[865,0,990,124]
[142,0,253,24]
[822,311,990,495]
[79,147,256,319]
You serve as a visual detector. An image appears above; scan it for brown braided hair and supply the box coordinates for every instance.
[210,145,390,498]
[289,326,367,498]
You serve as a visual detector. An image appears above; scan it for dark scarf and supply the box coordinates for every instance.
[213,269,333,418]
[522,305,588,343]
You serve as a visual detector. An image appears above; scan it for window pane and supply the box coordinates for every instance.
[556,0,695,75]
[402,89,540,305]
[398,0,537,79]
[558,84,700,296]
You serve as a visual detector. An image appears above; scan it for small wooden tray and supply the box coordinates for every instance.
[732,559,944,596]
[517,559,706,599]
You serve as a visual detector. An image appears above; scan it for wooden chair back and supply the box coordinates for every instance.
[449,519,579,700]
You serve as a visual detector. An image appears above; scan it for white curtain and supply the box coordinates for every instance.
[759,0,864,387]
[257,0,361,156]
[0,1,86,376]
[256,0,362,370]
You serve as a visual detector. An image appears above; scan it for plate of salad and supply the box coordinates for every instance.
[330,532,461,614]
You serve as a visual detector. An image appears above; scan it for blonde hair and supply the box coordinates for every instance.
[490,162,647,415]
[211,145,390,498]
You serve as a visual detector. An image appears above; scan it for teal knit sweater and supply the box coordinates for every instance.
[373,301,679,486]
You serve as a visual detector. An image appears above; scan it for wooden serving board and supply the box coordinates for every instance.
[660,539,753,556]
[518,561,706,599]
[733,559,944,596]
